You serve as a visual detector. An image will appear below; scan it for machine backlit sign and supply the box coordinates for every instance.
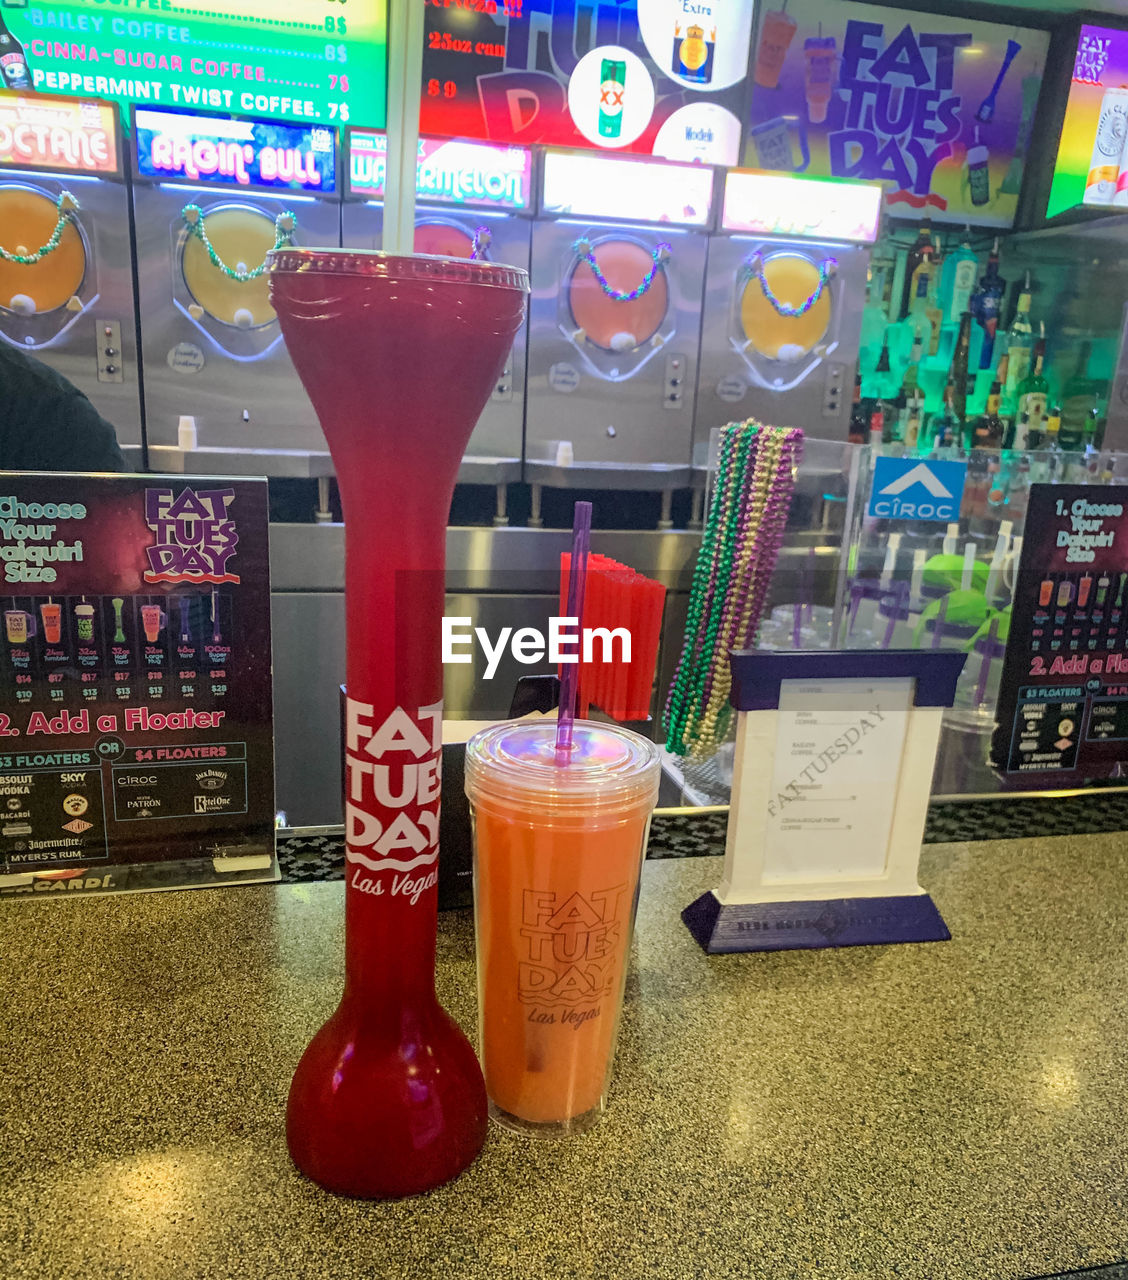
[8,0,386,132]
[0,90,119,177]
[347,132,532,210]
[541,150,713,227]
[135,110,336,193]
[722,171,882,244]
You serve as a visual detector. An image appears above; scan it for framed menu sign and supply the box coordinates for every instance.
[0,473,275,900]
[992,484,1128,782]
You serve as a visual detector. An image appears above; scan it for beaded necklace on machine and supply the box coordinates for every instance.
[665,421,803,758]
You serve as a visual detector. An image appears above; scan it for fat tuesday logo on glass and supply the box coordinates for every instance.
[145,487,240,585]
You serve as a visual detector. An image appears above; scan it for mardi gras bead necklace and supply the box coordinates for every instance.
[665,421,803,758]
[180,205,296,282]
[742,251,837,318]
[0,191,80,265]
[574,237,671,302]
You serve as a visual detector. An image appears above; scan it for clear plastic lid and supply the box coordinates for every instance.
[268,247,528,293]
[464,719,661,815]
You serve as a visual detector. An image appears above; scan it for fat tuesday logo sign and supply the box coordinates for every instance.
[144,487,240,584]
[868,457,967,522]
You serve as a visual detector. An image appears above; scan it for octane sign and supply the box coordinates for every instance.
[135,109,336,192]
[0,91,119,176]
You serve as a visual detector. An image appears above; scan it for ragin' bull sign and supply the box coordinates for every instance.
[746,0,1049,227]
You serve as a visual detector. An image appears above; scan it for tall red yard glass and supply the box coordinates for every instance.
[268,249,529,1198]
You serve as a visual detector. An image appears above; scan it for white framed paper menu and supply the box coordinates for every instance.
[683,651,965,954]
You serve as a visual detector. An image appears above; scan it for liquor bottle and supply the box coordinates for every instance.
[899,216,933,320]
[1045,404,1062,449]
[929,380,961,449]
[939,232,978,326]
[924,252,944,356]
[902,326,924,397]
[1059,342,1100,451]
[1015,326,1049,447]
[598,59,627,138]
[873,333,897,400]
[971,238,1006,369]
[972,356,1008,450]
[0,16,32,90]
[902,388,924,450]
[907,242,935,325]
[1008,410,1030,451]
[1004,270,1034,407]
[950,311,973,422]
[848,373,867,444]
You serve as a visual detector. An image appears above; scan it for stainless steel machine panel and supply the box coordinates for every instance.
[341,201,530,461]
[694,235,869,453]
[0,169,142,447]
[133,185,341,462]
[525,220,708,467]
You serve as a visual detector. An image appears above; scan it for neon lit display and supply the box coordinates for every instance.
[541,150,713,227]
[347,132,532,210]
[135,109,336,193]
[420,0,754,167]
[746,1,1049,227]
[722,171,882,244]
[1048,25,1128,217]
[0,90,119,176]
[7,0,385,131]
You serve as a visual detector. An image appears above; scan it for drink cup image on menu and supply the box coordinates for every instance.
[754,7,798,89]
[110,597,127,644]
[568,47,655,149]
[142,603,167,644]
[39,601,62,646]
[803,35,836,123]
[5,606,35,645]
[75,602,95,644]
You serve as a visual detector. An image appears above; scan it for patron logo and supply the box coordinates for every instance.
[868,457,967,522]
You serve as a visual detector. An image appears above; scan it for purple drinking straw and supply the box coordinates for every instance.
[974,616,1000,707]
[556,501,593,764]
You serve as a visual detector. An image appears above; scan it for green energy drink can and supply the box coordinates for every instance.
[598,59,626,139]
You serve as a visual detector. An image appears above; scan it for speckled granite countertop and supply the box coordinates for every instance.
[2,837,1127,1280]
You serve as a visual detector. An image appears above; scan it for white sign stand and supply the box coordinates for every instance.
[684,650,965,953]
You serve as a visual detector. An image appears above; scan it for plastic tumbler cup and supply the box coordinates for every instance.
[754,9,798,89]
[39,603,62,645]
[465,719,661,1136]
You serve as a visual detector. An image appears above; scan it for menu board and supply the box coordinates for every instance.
[0,474,274,880]
[746,2,1049,227]
[1047,24,1128,218]
[5,0,385,129]
[0,89,120,176]
[992,485,1128,781]
[420,0,755,167]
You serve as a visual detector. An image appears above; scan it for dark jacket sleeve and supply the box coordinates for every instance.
[23,391,127,473]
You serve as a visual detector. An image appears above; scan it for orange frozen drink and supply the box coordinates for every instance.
[465,719,660,1136]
